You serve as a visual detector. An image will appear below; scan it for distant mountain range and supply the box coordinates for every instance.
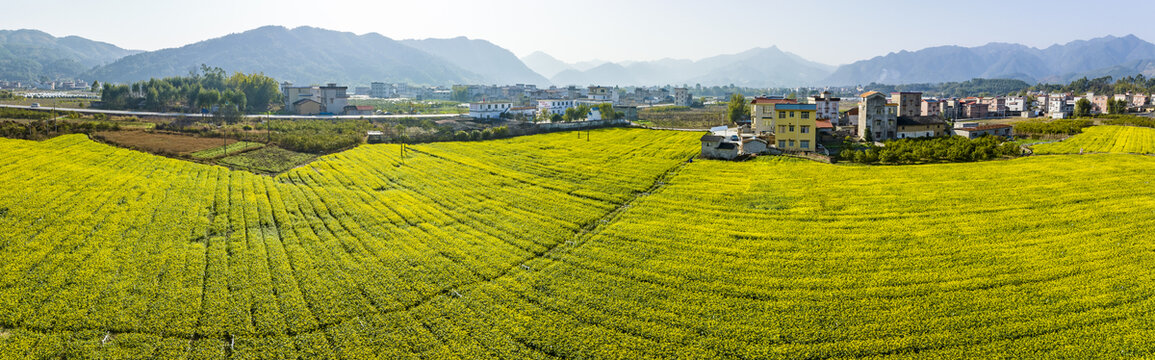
[825,35,1155,85]
[527,47,836,88]
[4,26,1155,89]
[399,37,548,85]
[0,29,140,82]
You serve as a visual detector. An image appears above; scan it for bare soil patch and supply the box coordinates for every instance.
[93,131,238,156]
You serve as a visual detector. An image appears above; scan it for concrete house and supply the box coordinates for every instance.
[292,98,323,115]
[750,96,797,135]
[896,116,948,139]
[891,92,922,118]
[858,91,897,141]
[469,102,513,119]
[282,82,348,114]
[811,91,841,122]
[700,134,740,160]
[674,88,692,107]
[953,124,1014,139]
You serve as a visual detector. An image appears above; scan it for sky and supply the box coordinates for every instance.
[4,0,1155,66]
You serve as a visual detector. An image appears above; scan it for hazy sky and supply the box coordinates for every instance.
[4,0,1155,66]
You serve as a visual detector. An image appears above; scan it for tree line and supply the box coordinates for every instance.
[840,136,1021,164]
[98,65,281,114]
[859,78,1033,98]
[1032,75,1155,96]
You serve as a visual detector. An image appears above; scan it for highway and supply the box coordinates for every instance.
[0,104,464,120]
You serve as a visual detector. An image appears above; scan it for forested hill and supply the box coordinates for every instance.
[84,26,489,86]
[0,29,140,82]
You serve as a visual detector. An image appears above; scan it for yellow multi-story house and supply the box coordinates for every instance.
[750,97,817,152]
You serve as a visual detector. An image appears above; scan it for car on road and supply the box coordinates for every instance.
[30,103,39,108]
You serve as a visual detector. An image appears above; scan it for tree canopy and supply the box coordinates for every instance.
[99,65,282,114]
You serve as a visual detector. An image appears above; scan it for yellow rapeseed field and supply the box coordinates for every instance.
[0,127,1153,358]
[1032,125,1155,154]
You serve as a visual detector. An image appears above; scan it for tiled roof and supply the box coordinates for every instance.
[897,116,947,126]
[775,104,817,110]
[960,124,1013,131]
[751,97,798,105]
[861,91,882,98]
[815,120,834,129]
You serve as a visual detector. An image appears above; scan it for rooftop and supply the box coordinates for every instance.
[751,97,798,105]
[775,104,817,111]
[897,116,948,126]
[861,91,883,98]
[960,124,1013,131]
[815,119,834,129]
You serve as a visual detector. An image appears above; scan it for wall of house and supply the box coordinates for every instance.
[858,95,896,141]
[774,110,817,151]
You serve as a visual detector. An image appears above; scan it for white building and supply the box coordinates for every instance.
[674,88,692,107]
[1048,95,1073,119]
[319,84,349,114]
[587,86,619,104]
[810,91,840,121]
[468,102,512,119]
[1006,97,1026,113]
[370,82,395,98]
[282,82,348,114]
[537,99,576,116]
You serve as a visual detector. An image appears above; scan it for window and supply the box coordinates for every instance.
[801,112,809,119]
[778,140,786,148]
[789,125,795,132]
[800,126,809,134]
[789,140,795,147]
[800,140,810,149]
[779,111,786,118]
[790,111,795,117]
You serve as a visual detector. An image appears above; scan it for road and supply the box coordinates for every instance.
[0,104,464,120]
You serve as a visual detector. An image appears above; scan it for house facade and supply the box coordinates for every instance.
[953,124,1014,139]
[674,88,692,107]
[858,91,897,141]
[772,104,818,152]
[537,99,576,116]
[891,92,922,118]
[282,82,348,114]
[811,91,841,122]
[469,102,513,119]
[896,116,948,139]
[750,97,798,135]
[293,98,323,115]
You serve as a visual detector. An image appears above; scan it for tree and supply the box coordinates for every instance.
[597,103,618,120]
[535,109,552,123]
[1107,98,1127,114]
[196,88,219,109]
[726,93,748,124]
[1075,98,1092,117]
[90,80,99,91]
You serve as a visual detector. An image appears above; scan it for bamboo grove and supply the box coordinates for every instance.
[1,127,1154,358]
